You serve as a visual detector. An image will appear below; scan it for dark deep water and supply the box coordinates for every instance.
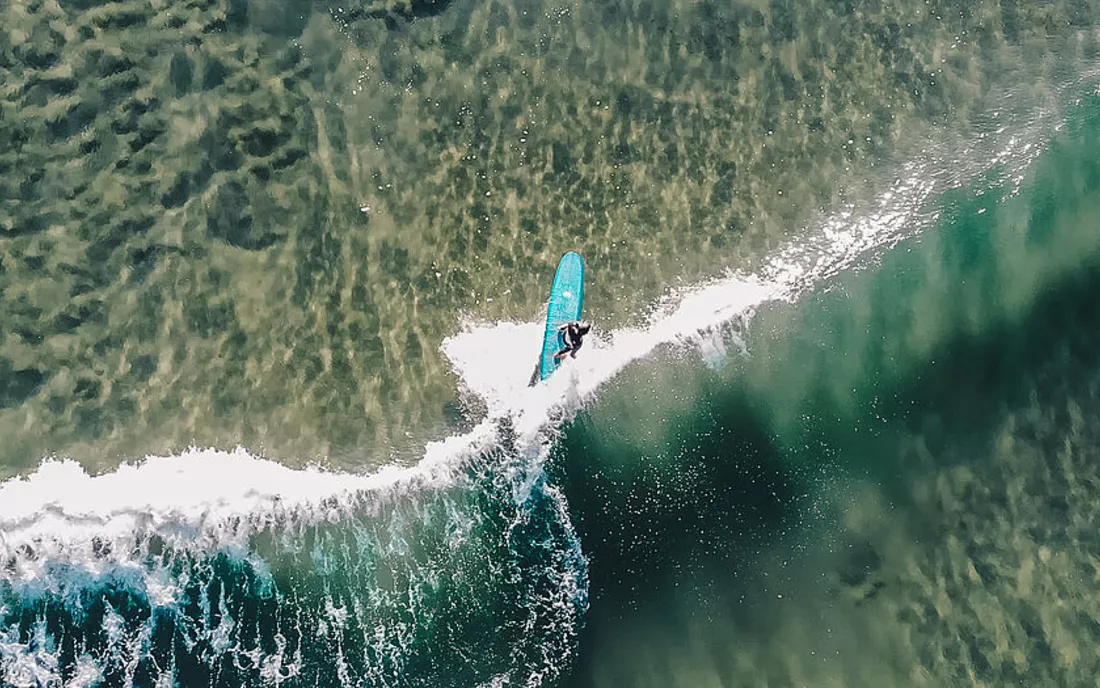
[560,97,1100,686]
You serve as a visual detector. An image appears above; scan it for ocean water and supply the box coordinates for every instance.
[563,96,1100,687]
[3,0,1100,685]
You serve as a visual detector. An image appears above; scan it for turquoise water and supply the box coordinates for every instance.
[3,0,1100,684]
[563,95,1100,686]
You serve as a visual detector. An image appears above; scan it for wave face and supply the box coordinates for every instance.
[0,443,586,687]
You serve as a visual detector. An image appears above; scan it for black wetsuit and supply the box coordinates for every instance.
[555,322,589,360]
[528,321,592,386]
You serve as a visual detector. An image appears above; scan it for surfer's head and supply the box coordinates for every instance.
[576,321,591,335]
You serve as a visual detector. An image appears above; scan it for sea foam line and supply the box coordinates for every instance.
[0,423,495,552]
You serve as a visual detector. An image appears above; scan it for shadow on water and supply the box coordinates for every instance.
[874,258,1100,469]
[555,374,809,684]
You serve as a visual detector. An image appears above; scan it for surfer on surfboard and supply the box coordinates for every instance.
[554,321,591,361]
[529,319,591,386]
[529,251,587,386]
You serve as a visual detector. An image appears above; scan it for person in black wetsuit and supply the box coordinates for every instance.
[554,320,591,361]
[527,320,593,386]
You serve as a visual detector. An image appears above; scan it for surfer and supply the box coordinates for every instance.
[554,321,591,361]
[529,251,587,386]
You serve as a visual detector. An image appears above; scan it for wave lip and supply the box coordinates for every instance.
[2,449,372,544]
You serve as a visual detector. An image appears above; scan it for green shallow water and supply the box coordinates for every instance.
[2,0,1097,472]
[559,91,1100,686]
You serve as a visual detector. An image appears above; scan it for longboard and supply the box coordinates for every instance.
[533,252,585,383]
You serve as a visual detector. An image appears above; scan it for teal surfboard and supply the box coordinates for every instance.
[537,252,586,381]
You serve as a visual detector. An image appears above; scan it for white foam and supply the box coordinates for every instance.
[0,420,584,687]
[442,182,930,438]
[0,424,499,557]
